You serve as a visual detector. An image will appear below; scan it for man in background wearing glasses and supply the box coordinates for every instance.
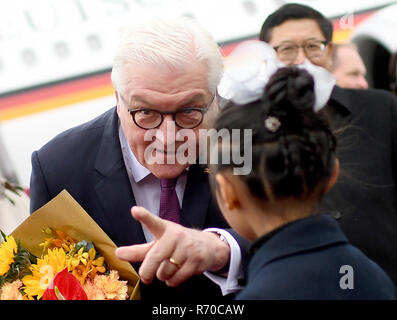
[29,18,237,300]
[260,3,334,69]
[260,3,397,286]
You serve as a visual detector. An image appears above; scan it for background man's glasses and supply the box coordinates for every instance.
[127,94,215,130]
[273,40,328,63]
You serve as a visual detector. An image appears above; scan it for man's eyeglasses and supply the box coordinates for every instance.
[273,40,328,63]
[125,94,216,130]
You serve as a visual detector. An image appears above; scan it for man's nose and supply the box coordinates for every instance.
[358,76,369,89]
[292,47,306,65]
[158,115,176,146]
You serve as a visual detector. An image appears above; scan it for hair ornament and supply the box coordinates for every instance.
[264,116,281,133]
[218,40,336,112]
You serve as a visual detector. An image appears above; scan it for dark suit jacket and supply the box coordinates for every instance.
[29,107,230,300]
[320,86,397,285]
[236,214,396,300]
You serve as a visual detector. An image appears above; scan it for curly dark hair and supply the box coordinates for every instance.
[211,67,336,203]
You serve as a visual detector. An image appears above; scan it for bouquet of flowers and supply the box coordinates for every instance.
[0,190,140,300]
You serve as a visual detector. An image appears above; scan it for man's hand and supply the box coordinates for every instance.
[115,206,230,287]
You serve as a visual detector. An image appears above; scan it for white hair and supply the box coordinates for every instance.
[111,17,223,94]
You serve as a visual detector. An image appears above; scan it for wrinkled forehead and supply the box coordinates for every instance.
[118,61,213,109]
[120,60,211,94]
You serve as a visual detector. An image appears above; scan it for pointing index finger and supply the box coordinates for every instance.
[131,206,167,239]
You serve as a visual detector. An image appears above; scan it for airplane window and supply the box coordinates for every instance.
[87,34,102,51]
[242,0,257,14]
[21,49,36,66]
[54,42,70,58]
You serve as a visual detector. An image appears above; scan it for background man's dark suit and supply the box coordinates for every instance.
[321,86,397,285]
[29,107,230,300]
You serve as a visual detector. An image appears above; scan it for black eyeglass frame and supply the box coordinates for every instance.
[127,93,216,130]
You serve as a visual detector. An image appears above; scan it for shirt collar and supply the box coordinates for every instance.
[118,123,151,183]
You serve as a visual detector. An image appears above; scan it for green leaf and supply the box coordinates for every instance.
[1,181,25,206]
[4,181,23,196]
[74,240,94,252]
[0,229,7,241]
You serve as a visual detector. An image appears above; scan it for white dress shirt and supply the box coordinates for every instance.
[118,123,243,295]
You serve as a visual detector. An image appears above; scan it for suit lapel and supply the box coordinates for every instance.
[330,86,353,112]
[93,108,146,247]
[180,164,212,229]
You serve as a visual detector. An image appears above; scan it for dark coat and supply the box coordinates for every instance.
[236,214,396,300]
[29,107,230,301]
[321,86,397,285]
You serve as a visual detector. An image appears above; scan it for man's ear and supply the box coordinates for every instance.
[115,91,121,114]
[325,158,339,194]
[215,173,240,210]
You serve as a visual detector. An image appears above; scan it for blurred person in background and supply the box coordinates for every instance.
[330,43,368,89]
[260,3,397,286]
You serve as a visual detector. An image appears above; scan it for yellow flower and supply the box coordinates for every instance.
[39,228,75,253]
[69,247,89,267]
[0,235,18,276]
[68,247,106,285]
[0,280,24,300]
[83,270,128,300]
[22,248,68,299]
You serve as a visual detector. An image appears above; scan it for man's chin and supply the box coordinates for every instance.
[146,163,190,179]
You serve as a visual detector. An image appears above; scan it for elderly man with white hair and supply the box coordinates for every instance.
[29,17,243,300]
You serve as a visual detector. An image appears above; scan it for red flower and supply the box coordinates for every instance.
[42,268,88,300]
